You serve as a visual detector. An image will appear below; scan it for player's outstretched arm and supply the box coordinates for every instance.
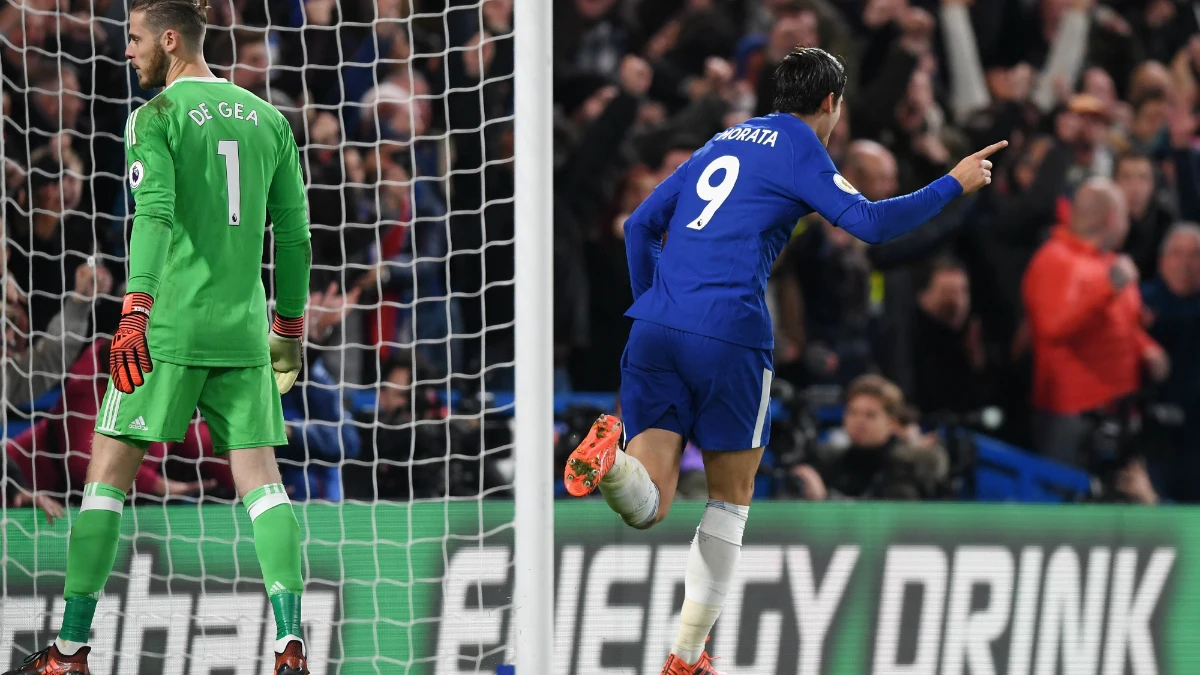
[625,162,687,299]
[797,141,1008,245]
[266,119,312,394]
[113,109,177,394]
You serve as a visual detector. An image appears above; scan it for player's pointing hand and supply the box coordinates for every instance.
[949,140,1009,195]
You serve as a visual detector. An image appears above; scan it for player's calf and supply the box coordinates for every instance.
[601,449,661,530]
[563,417,682,529]
[39,435,146,664]
[613,428,687,528]
[670,500,748,666]
[699,447,762,506]
[665,447,760,668]
[229,448,307,662]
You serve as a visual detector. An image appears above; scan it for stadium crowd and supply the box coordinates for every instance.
[2,0,1200,513]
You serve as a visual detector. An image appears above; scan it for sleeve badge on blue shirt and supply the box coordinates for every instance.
[833,174,859,195]
[129,160,145,189]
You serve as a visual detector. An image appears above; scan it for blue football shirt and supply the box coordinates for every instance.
[624,112,963,350]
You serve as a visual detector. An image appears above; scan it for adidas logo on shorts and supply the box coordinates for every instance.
[128,416,149,431]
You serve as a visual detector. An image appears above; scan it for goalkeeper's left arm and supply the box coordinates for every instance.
[265,117,312,395]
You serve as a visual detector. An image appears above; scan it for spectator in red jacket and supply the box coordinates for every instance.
[1023,178,1170,466]
[5,341,229,500]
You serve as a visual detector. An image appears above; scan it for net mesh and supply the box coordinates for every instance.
[1,1,518,672]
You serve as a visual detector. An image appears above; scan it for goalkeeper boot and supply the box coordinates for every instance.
[273,640,308,675]
[564,414,624,497]
[2,645,90,675]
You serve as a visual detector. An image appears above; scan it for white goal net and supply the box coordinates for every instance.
[1,0,529,672]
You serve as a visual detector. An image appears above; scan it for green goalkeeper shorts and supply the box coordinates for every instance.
[94,360,287,453]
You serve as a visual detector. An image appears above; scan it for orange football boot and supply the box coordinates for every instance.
[563,414,623,497]
[660,649,725,675]
[273,640,308,675]
[2,646,90,675]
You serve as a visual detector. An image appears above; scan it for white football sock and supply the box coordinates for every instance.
[275,635,305,654]
[671,500,749,665]
[54,637,87,656]
[598,451,660,529]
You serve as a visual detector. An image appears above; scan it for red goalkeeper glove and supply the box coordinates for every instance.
[110,292,154,394]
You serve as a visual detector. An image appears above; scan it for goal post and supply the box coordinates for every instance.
[512,0,555,670]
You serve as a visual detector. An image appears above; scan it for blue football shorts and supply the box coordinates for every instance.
[620,319,773,451]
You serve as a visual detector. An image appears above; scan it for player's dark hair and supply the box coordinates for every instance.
[772,46,847,116]
[130,0,209,54]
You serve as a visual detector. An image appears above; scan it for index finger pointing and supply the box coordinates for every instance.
[974,140,1009,159]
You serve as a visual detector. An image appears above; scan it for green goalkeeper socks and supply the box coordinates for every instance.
[243,483,305,650]
[57,482,304,653]
[270,593,303,647]
[58,483,127,650]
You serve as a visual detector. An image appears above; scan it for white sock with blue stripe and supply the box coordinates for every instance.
[672,500,749,665]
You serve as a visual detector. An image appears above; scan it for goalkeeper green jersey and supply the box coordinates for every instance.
[124,76,310,367]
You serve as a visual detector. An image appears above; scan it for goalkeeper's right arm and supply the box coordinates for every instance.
[266,117,312,394]
[114,107,176,393]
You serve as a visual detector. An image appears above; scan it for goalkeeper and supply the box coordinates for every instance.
[5,2,311,675]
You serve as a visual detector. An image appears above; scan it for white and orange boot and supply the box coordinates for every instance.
[660,649,725,675]
[563,414,624,497]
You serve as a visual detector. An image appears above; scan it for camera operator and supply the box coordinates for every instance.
[792,375,949,501]
[1082,392,1175,505]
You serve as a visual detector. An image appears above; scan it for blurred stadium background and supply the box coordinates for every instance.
[3,0,1200,672]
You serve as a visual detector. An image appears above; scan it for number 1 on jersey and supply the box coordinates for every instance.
[217,140,241,226]
[685,155,740,230]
